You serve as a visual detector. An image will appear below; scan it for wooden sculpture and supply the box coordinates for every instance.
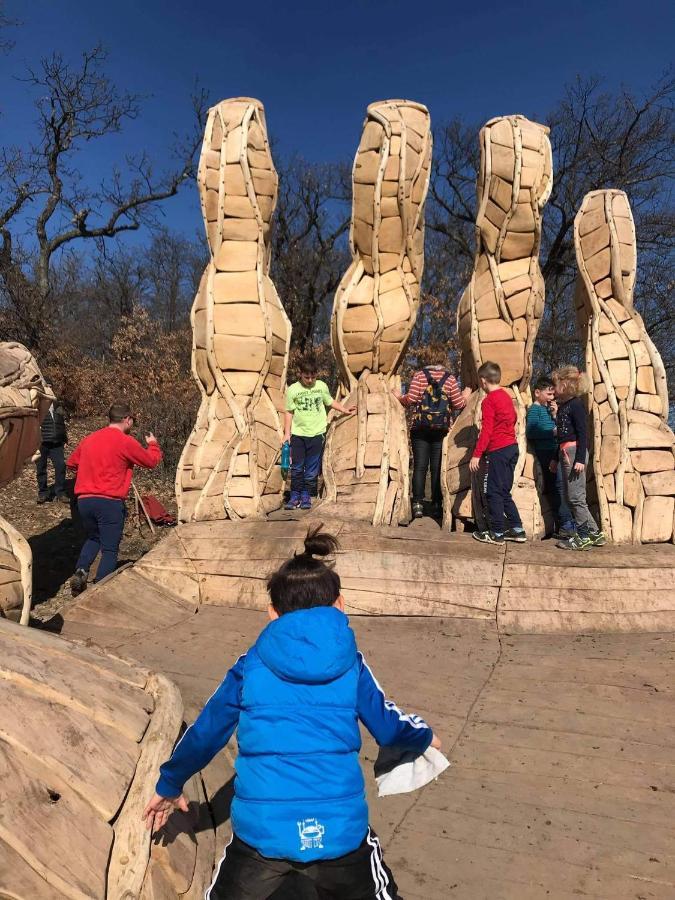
[444,115,553,534]
[0,618,214,898]
[323,99,432,525]
[0,343,53,623]
[177,98,291,523]
[574,189,675,544]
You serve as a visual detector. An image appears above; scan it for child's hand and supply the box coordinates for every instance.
[343,404,357,415]
[461,386,473,400]
[469,457,480,473]
[431,733,442,750]
[142,792,189,833]
[573,462,585,474]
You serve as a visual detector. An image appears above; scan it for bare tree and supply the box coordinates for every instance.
[144,228,207,331]
[427,70,675,383]
[271,157,351,351]
[0,45,207,348]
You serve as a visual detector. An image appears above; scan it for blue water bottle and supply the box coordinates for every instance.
[280,441,291,479]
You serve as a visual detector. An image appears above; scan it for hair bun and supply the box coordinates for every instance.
[303,523,340,558]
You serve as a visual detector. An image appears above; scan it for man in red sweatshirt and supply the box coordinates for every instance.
[468,362,526,545]
[67,401,163,595]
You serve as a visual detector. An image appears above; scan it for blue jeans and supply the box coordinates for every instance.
[76,497,126,582]
[485,443,522,534]
[290,435,324,496]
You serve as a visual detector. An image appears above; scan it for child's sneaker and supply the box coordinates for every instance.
[300,492,312,510]
[588,530,606,547]
[412,501,424,518]
[503,527,527,543]
[554,526,576,540]
[556,532,592,551]
[472,531,505,544]
[285,491,301,510]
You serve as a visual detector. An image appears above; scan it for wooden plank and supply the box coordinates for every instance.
[0,678,140,821]
[0,741,111,899]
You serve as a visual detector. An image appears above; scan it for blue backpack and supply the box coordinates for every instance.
[412,368,451,431]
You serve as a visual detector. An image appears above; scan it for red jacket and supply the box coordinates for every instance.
[472,388,517,458]
[67,427,162,499]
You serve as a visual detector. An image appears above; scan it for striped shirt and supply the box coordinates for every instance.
[399,366,466,411]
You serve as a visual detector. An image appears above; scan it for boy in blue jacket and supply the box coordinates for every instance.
[144,525,440,899]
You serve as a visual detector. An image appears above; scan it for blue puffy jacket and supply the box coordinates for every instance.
[156,606,433,862]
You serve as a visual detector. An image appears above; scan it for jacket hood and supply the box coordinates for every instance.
[256,606,357,684]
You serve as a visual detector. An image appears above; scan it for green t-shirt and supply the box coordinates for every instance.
[286,380,333,437]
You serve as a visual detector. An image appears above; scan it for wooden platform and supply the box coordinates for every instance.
[64,515,675,635]
[58,602,675,899]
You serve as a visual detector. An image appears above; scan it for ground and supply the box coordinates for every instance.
[0,417,177,623]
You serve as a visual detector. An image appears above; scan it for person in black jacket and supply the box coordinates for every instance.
[36,387,68,503]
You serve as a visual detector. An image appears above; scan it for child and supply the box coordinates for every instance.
[526,376,576,539]
[283,354,355,510]
[468,361,526,544]
[143,526,440,899]
[551,366,606,550]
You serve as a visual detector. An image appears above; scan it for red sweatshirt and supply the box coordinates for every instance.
[472,388,517,458]
[67,427,163,499]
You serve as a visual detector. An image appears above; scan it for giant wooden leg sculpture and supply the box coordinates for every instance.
[177,98,291,522]
[0,343,53,623]
[443,115,553,535]
[574,190,675,544]
[323,100,432,525]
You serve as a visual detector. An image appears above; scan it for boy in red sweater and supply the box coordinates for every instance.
[468,362,526,544]
[67,401,162,594]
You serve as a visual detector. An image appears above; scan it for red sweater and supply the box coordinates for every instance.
[472,388,517,458]
[67,427,163,499]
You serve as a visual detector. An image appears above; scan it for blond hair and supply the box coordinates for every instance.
[552,365,590,398]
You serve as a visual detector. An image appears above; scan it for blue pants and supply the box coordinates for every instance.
[290,435,324,496]
[535,448,574,530]
[76,497,126,582]
[485,443,522,534]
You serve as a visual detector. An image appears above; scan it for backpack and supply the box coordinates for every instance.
[411,368,452,431]
[140,494,177,526]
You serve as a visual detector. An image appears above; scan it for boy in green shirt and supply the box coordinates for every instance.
[284,355,356,509]
[526,375,575,538]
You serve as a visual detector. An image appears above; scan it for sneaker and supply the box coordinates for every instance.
[37,495,50,504]
[556,533,592,551]
[70,569,88,596]
[300,492,312,510]
[588,530,607,547]
[553,527,576,540]
[430,503,443,519]
[55,494,70,505]
[412,501,424,519]
[503,527,527,543]
[472,531,505,545]
[284,492,301,510]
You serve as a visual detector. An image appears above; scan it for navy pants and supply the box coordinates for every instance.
[36,442,66,499]
[290,435,324,496]
[535,448,574,530]
[485,443,522,534]
[411,427,446,506]
[76,497,126,582]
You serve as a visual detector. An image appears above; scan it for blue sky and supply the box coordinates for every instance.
[1,0,672,245]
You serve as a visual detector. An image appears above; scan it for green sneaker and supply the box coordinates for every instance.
[588,530,607,547]
[556,533,592,551]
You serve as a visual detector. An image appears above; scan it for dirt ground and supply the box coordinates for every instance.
[0,418,177,624]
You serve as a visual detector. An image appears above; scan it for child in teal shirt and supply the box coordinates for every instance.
[284,355,355,509]
[526,376,575,538]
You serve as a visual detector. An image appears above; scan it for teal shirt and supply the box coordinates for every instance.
[526,402,557,452]
[286,380,333,437]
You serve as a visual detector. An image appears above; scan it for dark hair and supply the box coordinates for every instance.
[298,354,318,375]
[533,376,553,392]
[108,401,133,423]
[267,524,341,615]
[477,361,501,384]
